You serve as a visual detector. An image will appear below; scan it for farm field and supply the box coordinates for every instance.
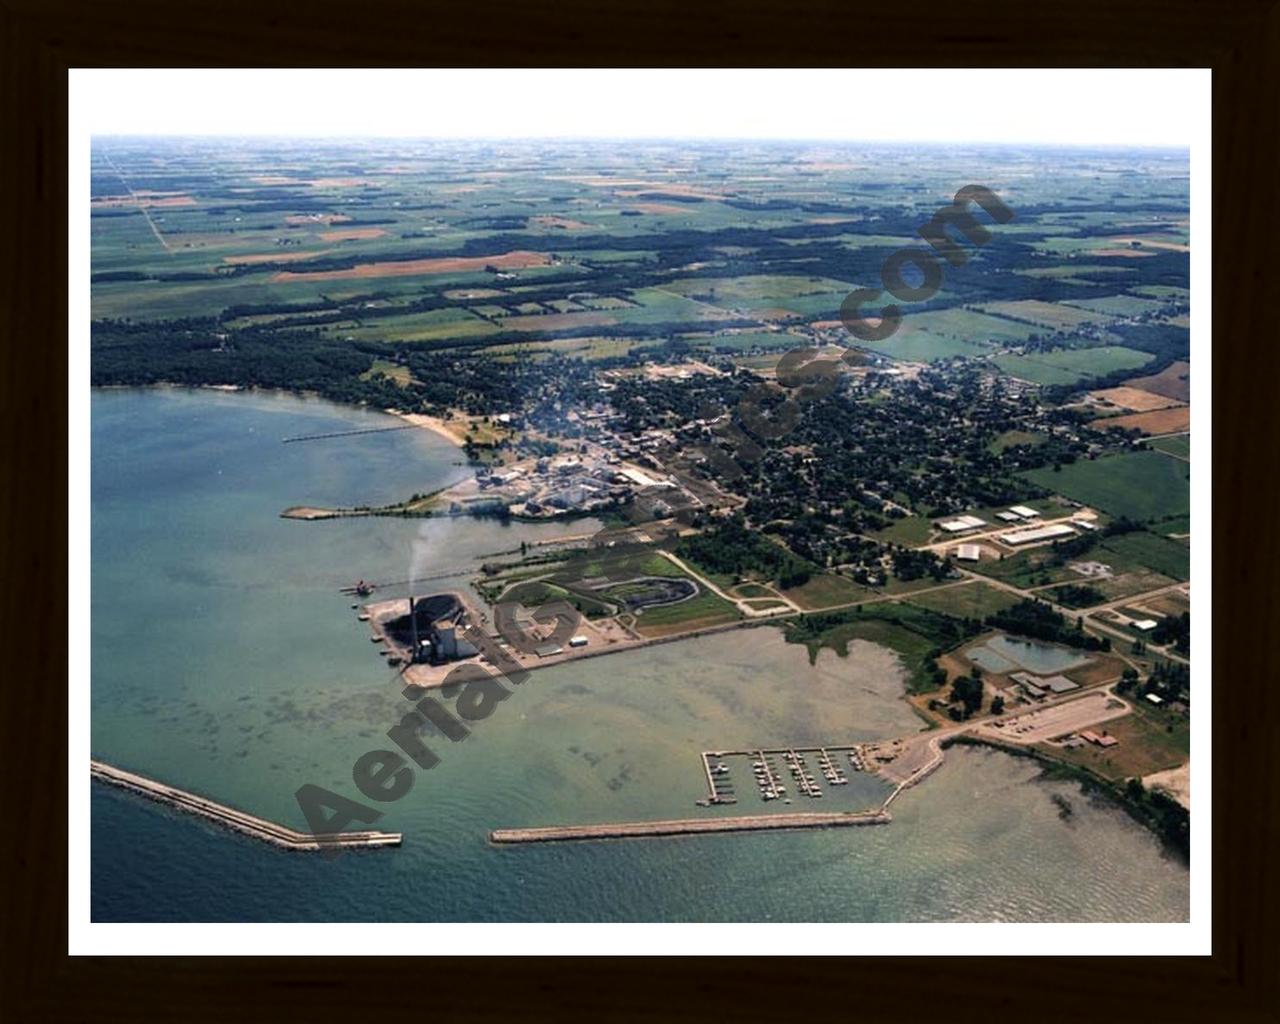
[1088,386,1182,412]
[1062,294,1172,318]
[1151,434,1191,460]
[1020,451,1191,523]
[978,299,1116,329]
[855,308,1038,363]
[1096,530,1191,580]
[1124,360,1191,402]
[324,308,500,343]
[1090,406,1191,436]
[992,346,1153,385]
[691,330,809,353]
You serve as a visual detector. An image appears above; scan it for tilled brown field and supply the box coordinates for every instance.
[271,249,551,282]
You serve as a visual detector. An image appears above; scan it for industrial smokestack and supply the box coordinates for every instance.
[409,596,419,662]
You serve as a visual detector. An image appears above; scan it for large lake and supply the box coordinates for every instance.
[90,388,1189,922]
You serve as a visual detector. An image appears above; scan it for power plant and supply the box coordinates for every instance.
[403,594,480,666]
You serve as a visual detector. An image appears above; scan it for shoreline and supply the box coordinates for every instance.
[387,409,469,449]
[943,734,1190,862]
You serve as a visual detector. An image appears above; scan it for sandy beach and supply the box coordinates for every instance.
[389,410,469,448]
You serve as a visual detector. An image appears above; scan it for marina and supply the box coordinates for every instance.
[698,745,865,806]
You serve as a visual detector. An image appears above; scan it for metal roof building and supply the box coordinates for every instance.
[999,523,1076,546]
[938,514,987,533]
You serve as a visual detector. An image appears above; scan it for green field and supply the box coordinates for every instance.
[905,582,1020,619]
[1151,434,1191,460]
[858,331,991,363]
[1061,294,1171,318]
[1021,451,1191,523]
[992,346,1154,385]
[967,549,1082,590]
[662,274,854,304]
[857,308,1038,364]
[629,587,740,635]
[979,299,1116,329]
[782,572,866,609]
[359,359,413,385]
[501,578,614,617]
[693,330,809,353]
[324,307,499,343]
[989,429,1046,453]
[1096,530,1191,580]
[872,516,935,546]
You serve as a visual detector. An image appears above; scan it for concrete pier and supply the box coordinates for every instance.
[491,810,891,844]
[90,760,401,851]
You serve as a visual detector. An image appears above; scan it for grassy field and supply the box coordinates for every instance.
[859,331,991,363]
[662,274,854,303]
[629,587,740,636]
[872,516,935,546]
[989,429,1046,453]
[693,330,809,353]
[323,308,501,343]
[905,581,1021,619]
[968,548,1084,589]
[359,359,413,386]
[1020,451,1191,523]
[1151,434,1191,460]
[486,337,657,362]
[501,578,614,618]
[979,299,1116,329]
[1061,294,1171,318]
[1156,514,1190,536]
[781,572,867,610]
[1093,570,1180,603]
[856,308,1038,363]
[992,346,1153,385]
[1096,530,1191,580]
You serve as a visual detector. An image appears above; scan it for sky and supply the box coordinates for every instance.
[72,68,1207,147]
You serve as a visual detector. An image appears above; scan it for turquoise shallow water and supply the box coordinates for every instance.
[90,388,1189,922]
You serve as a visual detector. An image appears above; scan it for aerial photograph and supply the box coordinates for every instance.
[85,71,1198,927]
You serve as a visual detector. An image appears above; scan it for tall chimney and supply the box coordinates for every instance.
[409,596,419,662]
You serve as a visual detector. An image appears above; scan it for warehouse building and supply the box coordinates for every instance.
[998,523,1076,546]
[938,514,987,533]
